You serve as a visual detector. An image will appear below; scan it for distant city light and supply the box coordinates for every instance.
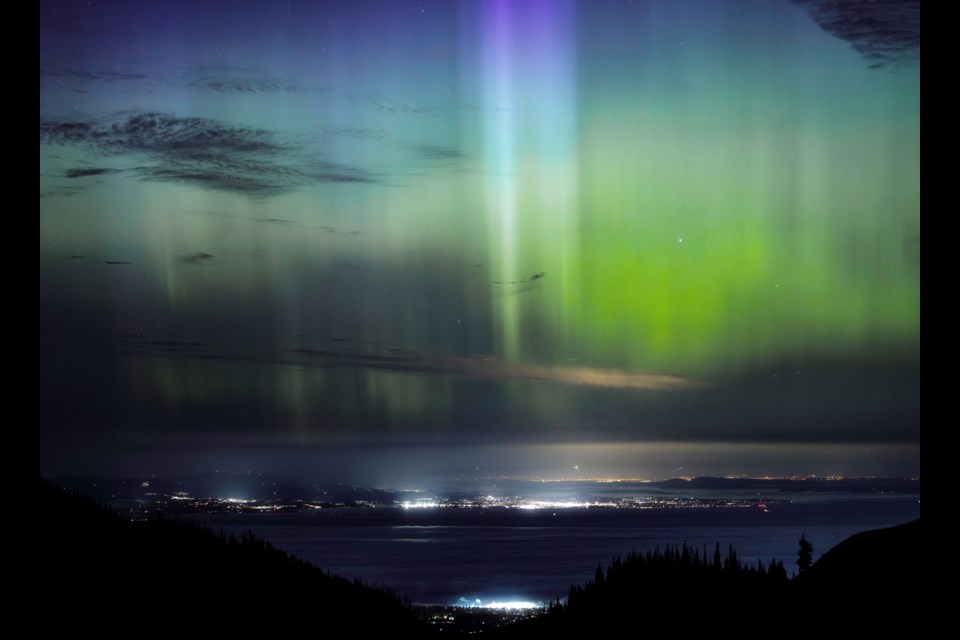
[483,601,540,610]
[516,500,593,510]
[400,500,439,509]
[455,598,542,611]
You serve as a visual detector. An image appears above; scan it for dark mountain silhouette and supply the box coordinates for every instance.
[655,476,920,493]
[52,473,417,506]
[40,477,920,634]
[495,543,790,634]
[789,519,922,631]
[794,518,921,591]
[494,519,921,635]
[38,479,430,634]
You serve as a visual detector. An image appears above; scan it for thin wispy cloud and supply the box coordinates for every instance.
[347,92,442,114]
[40,68,151,82]
[41,67,324,95]
[186,209,360,235]
[40,185,84,199]
[177,252,217,266]
[322,127,392,141]
[103,333,706,392]
[189,77,324,94]
[47,327,703,393]
[41,63,512,116]
[65,167,120,178]
[408,143,464,161]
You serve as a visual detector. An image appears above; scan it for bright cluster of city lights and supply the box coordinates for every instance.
[455,598,542,611]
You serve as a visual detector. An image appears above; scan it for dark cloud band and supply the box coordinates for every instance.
[41,112,376,196]
[793,0,920,69]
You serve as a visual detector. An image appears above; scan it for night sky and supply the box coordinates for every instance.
[40,0,920,484]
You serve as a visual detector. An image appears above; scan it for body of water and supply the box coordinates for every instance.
[194,495,919,604]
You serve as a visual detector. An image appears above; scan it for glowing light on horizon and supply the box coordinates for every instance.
[481,601,541,610]
[400,500,440,509]
[516,500,604,510]
[455,597,543,610]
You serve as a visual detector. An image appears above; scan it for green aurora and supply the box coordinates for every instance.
[40,0,919,479]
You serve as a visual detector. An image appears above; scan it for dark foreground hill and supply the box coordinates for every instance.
[40,478,920,635]
[792,518,921,611]
[494,518,922,635]
[38,480,428,634]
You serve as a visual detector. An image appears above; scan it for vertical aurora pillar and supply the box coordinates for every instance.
[476,0,579,363]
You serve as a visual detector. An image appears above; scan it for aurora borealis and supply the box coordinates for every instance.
[40,0,920,482]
